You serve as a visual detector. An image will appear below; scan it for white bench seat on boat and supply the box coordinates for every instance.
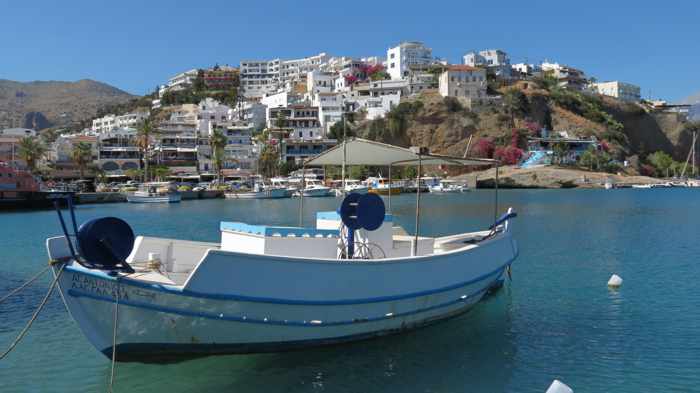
[220,222,341,259]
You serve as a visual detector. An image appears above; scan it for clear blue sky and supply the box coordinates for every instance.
[2,0,698,102]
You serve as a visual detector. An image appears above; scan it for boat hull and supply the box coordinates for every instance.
[301,188,333,197]
[126,193,181,203]
[225,189,290,199]
[368,187,401,195]
[51,231,517,362]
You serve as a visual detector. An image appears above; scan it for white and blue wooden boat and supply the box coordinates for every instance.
[45,139,518,362]
[126,182,181,203]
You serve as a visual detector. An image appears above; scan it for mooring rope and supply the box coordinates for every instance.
[0,265,51,305]
[0,263,65,361]
[108,276,120,393]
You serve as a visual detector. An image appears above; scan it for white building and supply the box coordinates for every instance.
[541,62,587,90]
[512,63,542,78]
[280,52,330,86]
[439,65,487,99]
[306,70,335,95]
[591,81,641,102]
[230,101,267,130]
[312,92,344,133]
[197,98,232,136]
[356,94,401,120]
[240,59,281,98]
[386,42,433,80]
[464,49,511,78]
[115,111,149,129]
[91,115,117,134]
[0,128,37,137]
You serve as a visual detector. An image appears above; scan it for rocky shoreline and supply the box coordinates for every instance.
[455,166,664,189]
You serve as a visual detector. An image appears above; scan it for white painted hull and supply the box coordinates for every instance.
[51,231,517,361]
[225,189,290,199]
[302,188,333,197]
[126,193,181,203]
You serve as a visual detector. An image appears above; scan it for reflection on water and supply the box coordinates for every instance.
[1,189,700,392]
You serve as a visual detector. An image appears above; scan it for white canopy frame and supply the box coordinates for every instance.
[299,138,501,257]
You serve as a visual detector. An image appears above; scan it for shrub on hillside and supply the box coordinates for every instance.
[494,146,524,165]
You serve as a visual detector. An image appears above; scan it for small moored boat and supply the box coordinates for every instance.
[126,182,181,203]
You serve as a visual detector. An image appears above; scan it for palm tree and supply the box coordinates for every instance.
[17,136,47,173]
[210,128,227,183]
[71,142,93,179]
[136,118,155,182]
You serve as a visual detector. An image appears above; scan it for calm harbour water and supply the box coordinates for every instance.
[1,190,699,393]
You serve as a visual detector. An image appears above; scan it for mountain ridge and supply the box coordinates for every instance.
[0,79,136,130]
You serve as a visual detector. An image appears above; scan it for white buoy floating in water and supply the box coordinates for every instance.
[607,274,623,288]
[546,379,573,393]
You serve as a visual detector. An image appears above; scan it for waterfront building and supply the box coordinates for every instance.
[387,42,433,80]
[96,127,141,177]
[311,92,344,133]
[91,114,117,134]
[439,65,488,100]
[464,49,512,79]
[0,128,37,169]
[591,81,641,102]
[541,62,587,91]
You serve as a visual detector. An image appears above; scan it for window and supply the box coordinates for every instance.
[390,53,395,59]
[390,63,395,68]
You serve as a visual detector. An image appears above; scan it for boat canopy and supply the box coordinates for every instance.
[304,138,496,167]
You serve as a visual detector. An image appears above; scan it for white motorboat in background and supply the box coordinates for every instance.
[301,179,333,197]
[429,180,468,193]
[225,183,290,199]
[126,182,181,203]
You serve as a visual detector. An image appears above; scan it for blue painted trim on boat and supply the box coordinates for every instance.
[68,279,495,327]
[63,257,514,305]
[316,211,393,222]
[220,221,340,238]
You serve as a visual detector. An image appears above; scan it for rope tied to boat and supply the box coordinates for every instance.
[0,262,65,361]
[0,264,53,305]
[108,275,121,393]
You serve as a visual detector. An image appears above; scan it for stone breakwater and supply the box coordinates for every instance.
[456,166,664,189]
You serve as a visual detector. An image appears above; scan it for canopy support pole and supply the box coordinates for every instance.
[341,114,347,197]
[299,163,305,227]
[493,163,499,225]
[413,154,422,257]
[388,165,392,214]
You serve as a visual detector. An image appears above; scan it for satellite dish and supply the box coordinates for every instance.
[76,217,135,272]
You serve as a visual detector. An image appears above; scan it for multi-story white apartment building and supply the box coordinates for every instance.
[591,81,641,102]
[306,70,335,95]
[280,52,330,85]
[230,101,267,130]
[439,65,488,100]
[386,42,433,80]
[311,92,344,133]
[240,59,281,98]
[96,127,141,175]
[92,111,149,133]
[464,49,511,78]
[91,115,117,133]
[196,98,232,135]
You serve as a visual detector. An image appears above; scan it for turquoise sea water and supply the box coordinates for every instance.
[1,190,699,393]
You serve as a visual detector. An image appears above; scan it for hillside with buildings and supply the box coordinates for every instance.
[3,41,699,184]
[0,79,135,130]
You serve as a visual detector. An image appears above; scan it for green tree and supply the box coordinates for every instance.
[17,136,46,173]
[328,114,355,141]
[503,88,529,128]
[71,142,93,179]
[136,118,156,182]
[152,165,172,181]
[552,142,570,165]
[210,128,228,183]
[647,151,674,178]
[257,144,280,178]
[124,168,143,181]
